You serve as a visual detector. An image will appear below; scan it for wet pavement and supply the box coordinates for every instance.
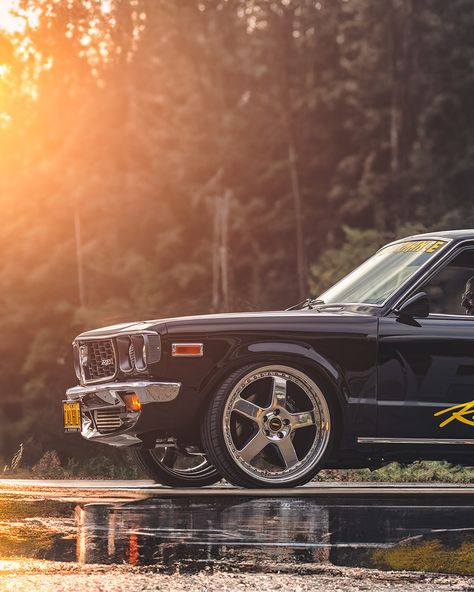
[77,495,474,574]
[1,483,474,576]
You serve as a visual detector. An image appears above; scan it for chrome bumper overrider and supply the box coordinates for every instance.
[65,380,181,446]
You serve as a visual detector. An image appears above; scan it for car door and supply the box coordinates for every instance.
[377,246,474,441]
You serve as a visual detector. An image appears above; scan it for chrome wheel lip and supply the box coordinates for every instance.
[222,365,331,484]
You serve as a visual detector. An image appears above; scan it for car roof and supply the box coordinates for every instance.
[386,229,474,247]
[406,229,474,240]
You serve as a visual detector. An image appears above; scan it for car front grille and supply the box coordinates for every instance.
[95,409,123,433]
[81,339,117,383]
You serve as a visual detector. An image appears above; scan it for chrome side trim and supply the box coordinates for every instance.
[66,380,181,404]
[427,313,474,320]
[358,437,474,445]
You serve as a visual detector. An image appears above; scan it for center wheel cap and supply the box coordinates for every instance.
[268,417,282,432]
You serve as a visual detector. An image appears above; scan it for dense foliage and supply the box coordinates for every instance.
[0,0,473,467]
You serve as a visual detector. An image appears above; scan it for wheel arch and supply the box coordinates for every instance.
[197,341,348,448]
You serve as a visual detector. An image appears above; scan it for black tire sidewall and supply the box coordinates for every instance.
[201,362,336,488]
[130,449,221,487]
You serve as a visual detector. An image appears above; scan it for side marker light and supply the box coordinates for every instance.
[172,343,204,357]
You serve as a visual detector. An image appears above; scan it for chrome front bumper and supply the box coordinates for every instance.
[65,380,181,446]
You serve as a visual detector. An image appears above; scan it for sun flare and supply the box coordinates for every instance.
[0,1,43,121]
[0,0,39,36]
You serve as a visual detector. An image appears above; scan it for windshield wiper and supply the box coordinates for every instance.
[286,298,325,311]
[307,298,325,309]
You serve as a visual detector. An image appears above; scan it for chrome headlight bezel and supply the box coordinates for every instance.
[73,342,82,381]
[73,331,161,384]
[116,331,161,375]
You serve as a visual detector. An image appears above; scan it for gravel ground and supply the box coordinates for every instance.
[1,561,474,592]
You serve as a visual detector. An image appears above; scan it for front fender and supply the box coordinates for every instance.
[197,340,349,418]
[194,335,376,452]
[247,341,342,388]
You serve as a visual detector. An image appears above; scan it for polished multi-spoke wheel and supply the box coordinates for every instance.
[131,447,221,487]
[202,364,333,488]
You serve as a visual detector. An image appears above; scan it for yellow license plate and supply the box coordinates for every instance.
[63,401,81,433]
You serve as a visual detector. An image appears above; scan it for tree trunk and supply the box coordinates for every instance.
[73,205,85,308]
[287,138,307,300]
[281,7,308,300]
[211,190,231,312]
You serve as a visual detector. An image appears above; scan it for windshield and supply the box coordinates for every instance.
[318,239,447,306]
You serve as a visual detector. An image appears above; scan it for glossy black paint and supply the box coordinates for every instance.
[72,230,474,468]
[78,312,378,459]
[378,315,474,438]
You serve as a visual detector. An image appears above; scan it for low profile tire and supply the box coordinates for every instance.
[201,363,334,488]
[131,447,221,487]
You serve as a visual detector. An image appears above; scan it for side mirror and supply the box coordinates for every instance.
[395,292,430,319]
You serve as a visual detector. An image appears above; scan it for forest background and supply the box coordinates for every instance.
[1,0,473,476]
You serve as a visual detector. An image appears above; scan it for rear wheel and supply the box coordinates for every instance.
[201,364,334,488]
[131,447,221,487]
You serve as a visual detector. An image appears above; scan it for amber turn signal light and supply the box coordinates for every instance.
[172,343,204,357]
[122,393,142,412]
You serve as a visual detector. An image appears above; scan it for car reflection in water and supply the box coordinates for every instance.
[75,495,474,574]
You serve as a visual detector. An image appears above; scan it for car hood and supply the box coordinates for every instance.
[76,308,376,340]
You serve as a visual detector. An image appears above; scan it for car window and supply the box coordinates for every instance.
[420,249,474,315]
[319,239,447,305]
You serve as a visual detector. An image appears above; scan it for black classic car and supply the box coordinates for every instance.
[64,230,474,488]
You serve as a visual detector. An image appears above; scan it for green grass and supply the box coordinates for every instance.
[318,460,474,483]
[371,536,474,575]
[2,450,143,480]
[4,451,474,482]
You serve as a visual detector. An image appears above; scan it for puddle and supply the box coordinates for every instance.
[0,498,77,562]
[2,493,474,574]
